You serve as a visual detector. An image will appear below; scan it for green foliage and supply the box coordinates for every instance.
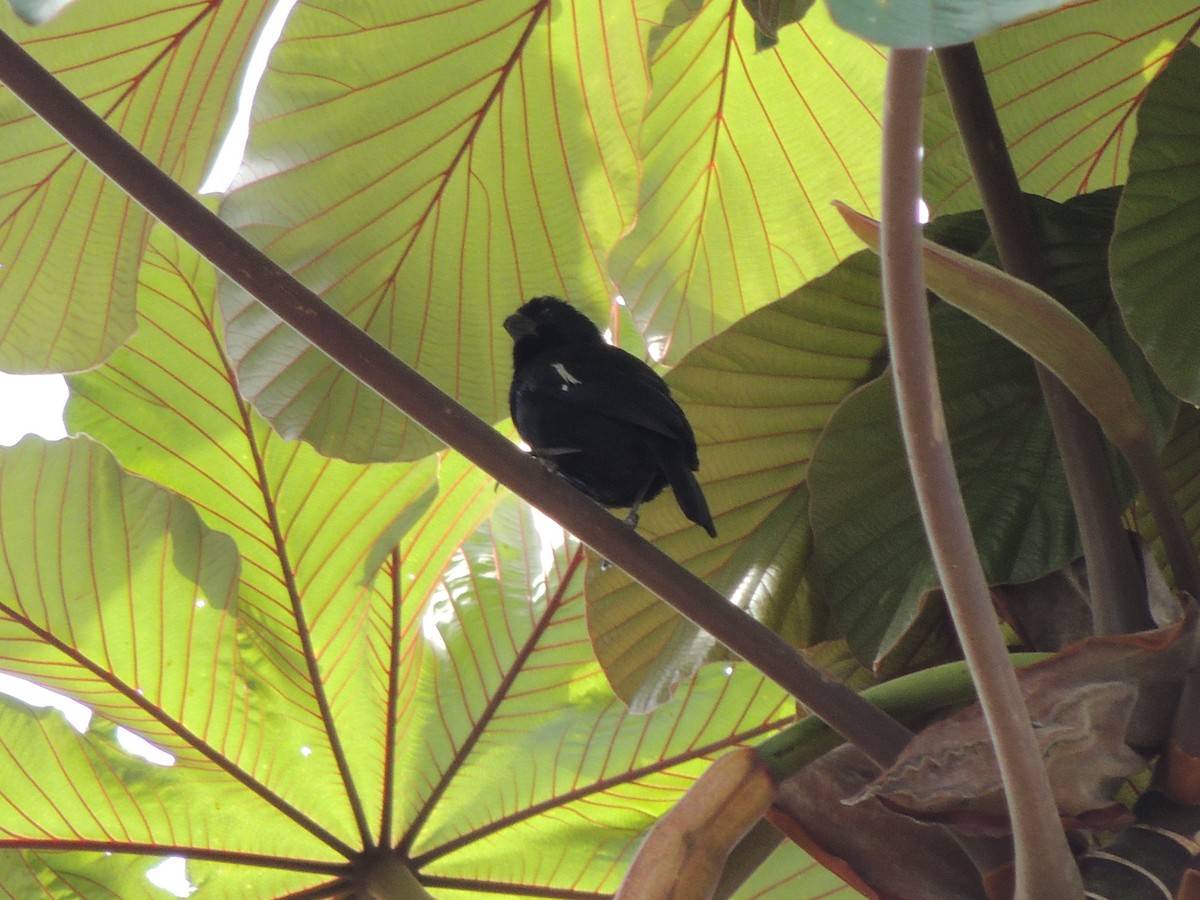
[811,197,1174,666]
[0,1,272,371]
[1112,42,1200,403]
[3,0,1200,896]
[591,252,886,708]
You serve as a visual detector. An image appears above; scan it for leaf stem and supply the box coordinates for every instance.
[0,600,358,858]
[879,48,1082,898]
[935,42,1155,636]
[235,360,375,849]
[379,547,404,846]
[0,28,914,767]
[0,839,347,874]
[398,543,586,857]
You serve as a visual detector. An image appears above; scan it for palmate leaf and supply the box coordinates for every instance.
[0,435,242,746]
[0,436,341,894]
[216,0,888,462]
[380,497,846,897]
[219,0,665,462]
[923,0,1200,216]
[0,1,274,373]
[19,218,840,893]
[609,0,885,363]
[65,221,443,847]
[9,1,1200,894]
[0,705,332,897]
[392,484,847,893]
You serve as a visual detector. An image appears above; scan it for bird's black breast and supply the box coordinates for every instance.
[508,343,697,509]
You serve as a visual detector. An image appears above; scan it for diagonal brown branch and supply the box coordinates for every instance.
[0,29,912,767]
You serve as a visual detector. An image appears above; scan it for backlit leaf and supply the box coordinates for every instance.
[0,1,273,372]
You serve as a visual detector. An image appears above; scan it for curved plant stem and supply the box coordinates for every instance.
[935,43,1152,636]
[0,29,914,767]
[879,48,1082,898]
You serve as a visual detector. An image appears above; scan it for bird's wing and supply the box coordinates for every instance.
[519,345,696,449]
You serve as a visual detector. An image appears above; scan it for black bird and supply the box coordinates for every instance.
[504,296,716,538]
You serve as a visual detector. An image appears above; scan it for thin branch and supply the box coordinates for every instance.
[0,28,913,767]
[935,42,1155,636]
[879,48,1082,897]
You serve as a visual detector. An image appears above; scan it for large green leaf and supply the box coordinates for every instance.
[1111,42,1200,403]
[392,502,789,889]
[609,0,885,363]
[29,216,847,894]
[66,222,442,841]
[809,315,1068,666]
[0,436,344,890]
[1138,405,1200,588]
[386,494,857,897]
[589,252,887,709]
[0,1,273,372]
[217,0,888,461]
[923,1,1200,216]
[838,199,1167,457]
[9,0,1200,893]
[810,196,1174,666]
[0,707,329,897]
[219,0,664,462]
[0,434,241,748]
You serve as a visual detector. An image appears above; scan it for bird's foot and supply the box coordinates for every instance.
[529,446,580,475]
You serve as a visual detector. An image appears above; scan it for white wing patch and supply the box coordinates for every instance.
[551,362,581,391]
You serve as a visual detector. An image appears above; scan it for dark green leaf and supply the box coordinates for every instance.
[1111,42,1200,404]
[812,198,1173,666]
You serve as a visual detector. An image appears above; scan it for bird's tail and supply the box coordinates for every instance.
[655,445,717,538]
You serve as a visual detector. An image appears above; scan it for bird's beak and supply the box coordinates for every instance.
[503,312,535,340]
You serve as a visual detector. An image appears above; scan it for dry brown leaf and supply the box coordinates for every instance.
[990,558,1096,651]
[853,679,1142,835]
[849,614,1194,837]
[990,536,1181,652]
[771,743,989,899]
[616,747,776,900]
